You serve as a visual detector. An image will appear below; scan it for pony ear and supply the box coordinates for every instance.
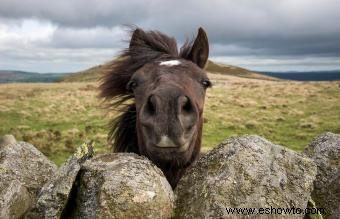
[129,28,144,48]
[182,27,209,68]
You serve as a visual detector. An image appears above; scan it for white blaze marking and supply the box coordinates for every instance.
[159,60,181,66]
[156,135,178,148]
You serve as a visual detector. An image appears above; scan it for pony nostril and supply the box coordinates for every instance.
[145,95,156,115]
[180,96,193,113]
[178,96,196,131]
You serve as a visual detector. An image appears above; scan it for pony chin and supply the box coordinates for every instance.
[137,127,197,167]
[146,145,194,167]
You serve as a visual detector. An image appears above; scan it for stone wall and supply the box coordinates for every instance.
[1,133,339,219]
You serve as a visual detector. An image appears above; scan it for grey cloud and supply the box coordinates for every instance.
[0,47,118,72]
[44,26,126,49]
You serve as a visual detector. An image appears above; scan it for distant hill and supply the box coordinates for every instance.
[205,60,276,80]
[259,71,340,81]
[60,64,110,82]
[60,60,276,82]
[0,70,70,83]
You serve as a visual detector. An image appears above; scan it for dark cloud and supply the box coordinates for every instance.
[0,0,149,27]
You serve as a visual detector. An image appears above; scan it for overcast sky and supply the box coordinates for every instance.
[0,0,340,72]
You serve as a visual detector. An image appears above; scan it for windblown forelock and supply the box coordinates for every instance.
[99,28,180,106]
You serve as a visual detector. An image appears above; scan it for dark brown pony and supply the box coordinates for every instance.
[100,27,211,188]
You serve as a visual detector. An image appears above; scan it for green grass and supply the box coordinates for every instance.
[0,77,339,165]
[202,78,340,151]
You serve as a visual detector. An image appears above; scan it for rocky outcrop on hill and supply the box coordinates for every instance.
[175,135,317,219]
[0,135,57,219]
[1,133,339,218]
[304,132,340,219]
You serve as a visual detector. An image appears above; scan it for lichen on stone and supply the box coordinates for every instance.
[0,166,7,174]
[74,141,95,160]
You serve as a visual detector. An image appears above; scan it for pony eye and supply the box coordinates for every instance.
[126,80,138,92]
[201,79,212,88]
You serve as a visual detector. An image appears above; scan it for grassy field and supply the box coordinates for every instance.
[0,74,339,165]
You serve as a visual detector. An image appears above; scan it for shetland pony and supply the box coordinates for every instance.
[100,27,211,188]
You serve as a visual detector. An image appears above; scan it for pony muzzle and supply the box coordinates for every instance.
[155,135,189,150]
